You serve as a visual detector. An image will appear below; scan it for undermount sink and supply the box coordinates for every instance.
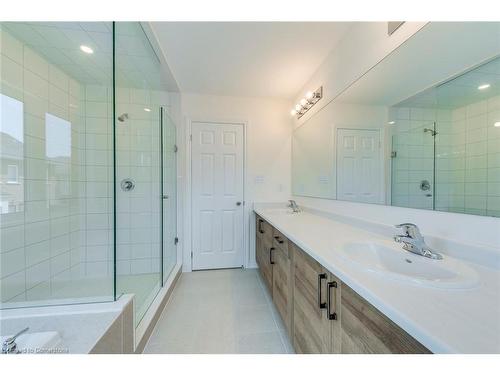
[338,241,479,289]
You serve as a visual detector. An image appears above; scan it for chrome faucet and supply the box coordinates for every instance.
[394,223,442,260]
[288,200,301,213]
[2,327,29,354]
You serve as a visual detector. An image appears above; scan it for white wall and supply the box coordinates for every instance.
[180,93,292,269]
[292,22,428,127]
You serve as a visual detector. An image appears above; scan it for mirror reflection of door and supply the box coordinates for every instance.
[336,128,383,204]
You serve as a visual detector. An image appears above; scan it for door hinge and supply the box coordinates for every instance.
[174,237,179,245]
[190,251,193,260]
[174,145,178,153]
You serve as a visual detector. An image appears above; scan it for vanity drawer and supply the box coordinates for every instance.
[273,228,289,257]
[258,219,273,243]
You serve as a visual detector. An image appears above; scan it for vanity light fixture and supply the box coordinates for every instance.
[494,122,500,127]
[478,83,490,90]
[80,45,94,54]
[291,86,323,119]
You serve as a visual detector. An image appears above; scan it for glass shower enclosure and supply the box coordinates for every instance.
[390,55,500,217]
[0,22,177,325]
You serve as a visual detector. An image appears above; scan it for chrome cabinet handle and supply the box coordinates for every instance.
[317,273,327,309]
[269,247,275,265]
[258,219,264,234]
[274,235,284,244]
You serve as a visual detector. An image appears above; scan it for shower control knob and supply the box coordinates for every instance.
[120,179,135,192]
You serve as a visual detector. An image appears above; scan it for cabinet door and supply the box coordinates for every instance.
[260,237,274,294]
[292,244,331,353]
[327,272,342,353]
[272,247,292,335]
[340,283,430,354]
[255,216,273,293]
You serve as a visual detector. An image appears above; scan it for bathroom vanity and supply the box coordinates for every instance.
[254,206,500,354]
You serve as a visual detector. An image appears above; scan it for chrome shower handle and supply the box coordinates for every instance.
[120,179,135,192]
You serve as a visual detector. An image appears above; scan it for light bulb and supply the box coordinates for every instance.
[144,108,151,112]
[305,91,313,100]
[478,83,490,90]
[494,122,500,127]
[295,104,302,112]
[388,121,395,125]
[290,109,297,116]
[300,98,308,107]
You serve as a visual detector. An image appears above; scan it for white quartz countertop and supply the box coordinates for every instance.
[254,206,500,353]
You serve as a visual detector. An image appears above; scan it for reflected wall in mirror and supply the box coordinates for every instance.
[292,22,500,217]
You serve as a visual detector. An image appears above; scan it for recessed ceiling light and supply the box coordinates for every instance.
[388,121,396,125]
[144,108,151,112]
[80,45,94,54]
[494,122,500,127]
[478,83,490,90]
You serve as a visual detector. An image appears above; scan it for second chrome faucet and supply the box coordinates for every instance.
[394,223,443,260]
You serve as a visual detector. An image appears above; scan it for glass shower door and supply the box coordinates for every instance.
[1,22,115,308]
[114,22,163,324]
[162,110,177,283]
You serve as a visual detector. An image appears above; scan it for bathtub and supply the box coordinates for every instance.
[0,295,134,354]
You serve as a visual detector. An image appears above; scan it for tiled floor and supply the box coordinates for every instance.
[143,268,294,354]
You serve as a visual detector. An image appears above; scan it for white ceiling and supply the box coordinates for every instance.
[336,22,500,109]
[151,22,352,99]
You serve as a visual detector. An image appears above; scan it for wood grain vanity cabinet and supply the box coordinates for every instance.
[256,216,273,292]
[340,283,430,354]
[254,213,431,354]
[271,228,293,335]
[255,215,293,334]
[292,243,341,353]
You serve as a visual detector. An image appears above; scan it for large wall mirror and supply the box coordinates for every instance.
[292,22,500,217]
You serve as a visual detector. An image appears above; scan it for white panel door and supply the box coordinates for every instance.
[191,122,244,270]
[336,129,382,204]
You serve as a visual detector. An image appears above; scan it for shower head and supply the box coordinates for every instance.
[118,113,129,122]
[423,128,437,136]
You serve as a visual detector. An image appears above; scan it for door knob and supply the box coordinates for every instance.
[236,201,242,206]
